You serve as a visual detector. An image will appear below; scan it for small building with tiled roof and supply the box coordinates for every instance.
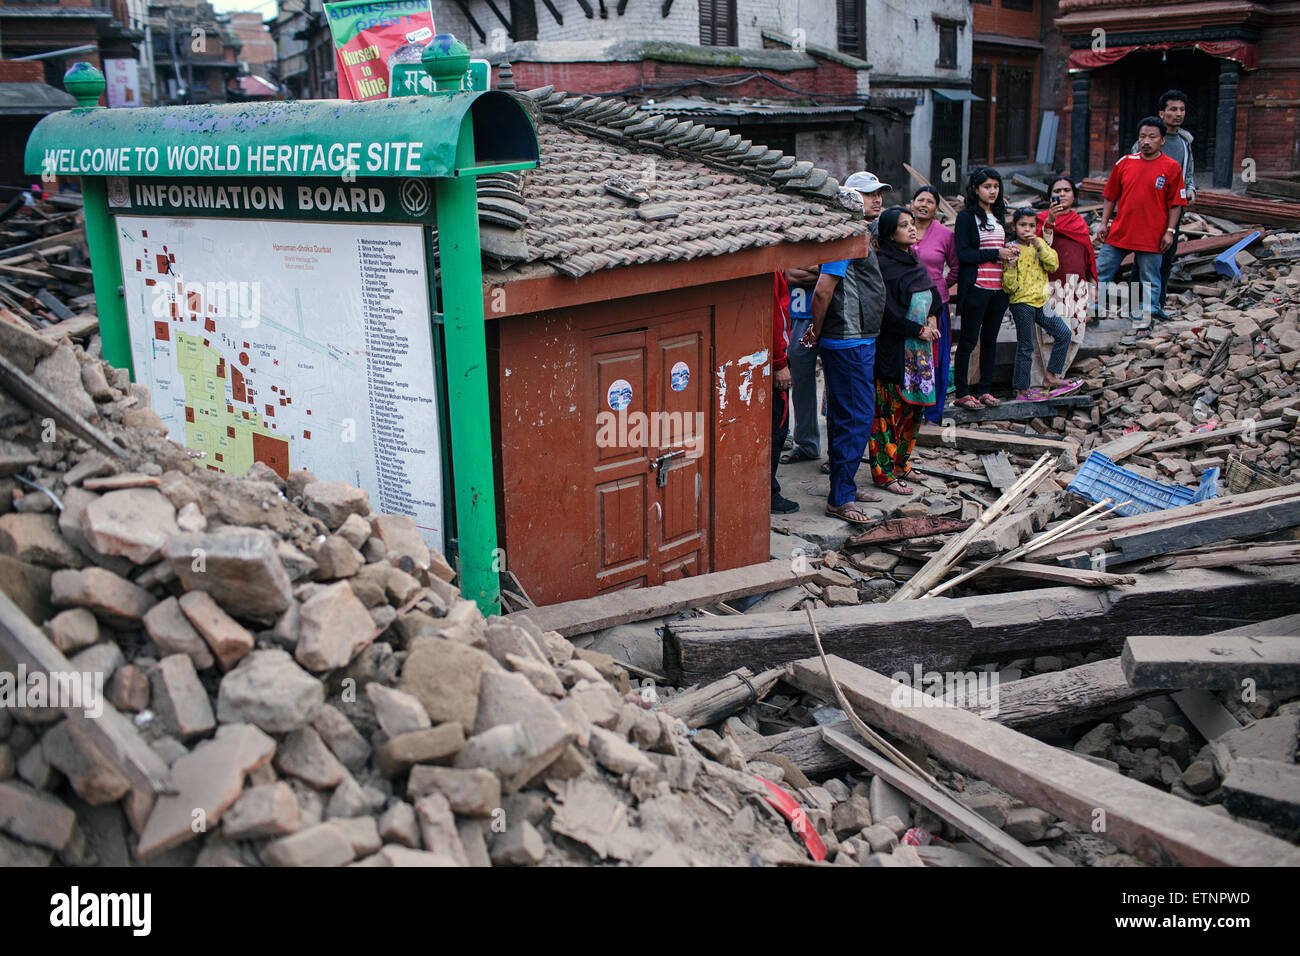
[477,81,869,606]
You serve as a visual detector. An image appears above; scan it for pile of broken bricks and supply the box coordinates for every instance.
[0,318,818,868]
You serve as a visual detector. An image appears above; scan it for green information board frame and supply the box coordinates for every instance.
[24,48,539,615]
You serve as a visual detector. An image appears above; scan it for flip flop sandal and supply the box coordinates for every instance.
[854,489,883,503]
[1016,388,1049,402]
[780,449,818,465]
[883,480,914,495]
[954,396,983,411]
[825,504,875,525]
[979,394,1002,407]
[820,461,831,474]
[1048,379,1082,398]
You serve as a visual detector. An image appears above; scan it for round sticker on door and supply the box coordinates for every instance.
[670,361,690,392]
[607,379,633,411]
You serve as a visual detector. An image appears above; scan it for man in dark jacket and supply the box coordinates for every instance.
[800,170,889,524]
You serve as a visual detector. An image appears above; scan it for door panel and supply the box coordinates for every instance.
[595,475,648,588]
[653,315,710,576]
[589,330,653,591]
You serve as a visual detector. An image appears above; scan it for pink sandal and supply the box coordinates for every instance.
[1047,380,1082,398]
[979,393,1002,407]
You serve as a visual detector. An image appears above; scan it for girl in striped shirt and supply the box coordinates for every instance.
[953,167,1017,410]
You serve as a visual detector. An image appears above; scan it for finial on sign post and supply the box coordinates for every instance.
[65,62,106,109]
[421,34,471,94]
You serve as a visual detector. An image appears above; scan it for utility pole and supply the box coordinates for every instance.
[164,7,187,103]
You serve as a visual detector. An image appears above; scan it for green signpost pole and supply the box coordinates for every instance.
[63,65,134,378]
[427,39,501,616]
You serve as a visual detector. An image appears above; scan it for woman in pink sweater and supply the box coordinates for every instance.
[910,186,958,422]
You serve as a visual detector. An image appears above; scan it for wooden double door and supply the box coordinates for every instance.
[586,309,711,592]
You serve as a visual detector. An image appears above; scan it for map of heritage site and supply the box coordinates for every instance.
[116,215,444,550]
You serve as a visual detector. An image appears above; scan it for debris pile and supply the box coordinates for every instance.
[0,192,93,331]
[0,320,815,867]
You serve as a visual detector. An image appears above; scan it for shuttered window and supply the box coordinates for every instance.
[699,0,737,46]
[837,0,864,59]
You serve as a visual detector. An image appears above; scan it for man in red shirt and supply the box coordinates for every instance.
[1096,116,1187,329]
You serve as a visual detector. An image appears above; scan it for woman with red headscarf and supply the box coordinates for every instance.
[1035,175,1098,382]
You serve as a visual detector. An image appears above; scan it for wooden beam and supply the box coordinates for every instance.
[1033,485,1300,563]
[0,587,170,796]
[1058,494,1300,569]
[1143,541,1300,571]
[916,423,1075,457]
[659,667,785,728]
[738,724,853,775]
[452,0,487,41]
[1142,418,1289,454]
[1122,634,1300,689]
[1222,758,1300,828]
[481,0,514,33]
[787,655,1300,866]
[966,657,1162,729]
[513,558,822,637]
[822,726,1051,867]
[662,566,1300,684]
[947,395,1091,426]
[0,351,128,461]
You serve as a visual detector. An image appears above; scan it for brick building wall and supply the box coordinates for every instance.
[228,12,277,73]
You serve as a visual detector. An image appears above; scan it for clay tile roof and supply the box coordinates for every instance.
[474,87,868,278]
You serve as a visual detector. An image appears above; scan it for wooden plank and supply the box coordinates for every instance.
[1078,495,1300,568]
[1034,485,1300,563]
[1088,430,1153,464]
[1150,541,1300,571]
[822,725,1051,867]
[1221,758,1300,828]
[916,423,1074,457]
[788,655,1300,866]
[845,515,972,548]
[947,395,1091,426]
[981,560,1136,588]
[910,464,993,487]
[1122,634,1300,689]
[1142,418,1288,454]
[38,314,98,340]
[738,725,853,775]
[0,587,170,796]
[512,558,820,637]
[980,451,1017,492]
[1173,690,1241,742]
[662,565,1300,684]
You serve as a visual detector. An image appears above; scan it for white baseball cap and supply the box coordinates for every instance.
[844,170,891,194]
